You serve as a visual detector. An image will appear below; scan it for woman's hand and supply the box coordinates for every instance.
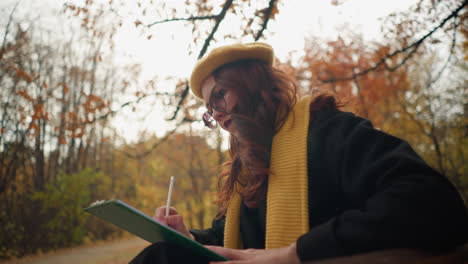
[153,206,194,240]
[207,243,300,264]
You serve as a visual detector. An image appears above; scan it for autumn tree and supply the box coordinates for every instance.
[291,0,467,202]
[0,4,142,257]
[1,0,466,258]
[113,127,224,229]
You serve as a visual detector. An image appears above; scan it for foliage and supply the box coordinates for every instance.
[0,169,115,258]
[31,170,98,247]
[0,0,466,260]
[289,1,467,203]
[120,130,224,229]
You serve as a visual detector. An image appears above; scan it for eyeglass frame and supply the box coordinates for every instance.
[202,86,230,129]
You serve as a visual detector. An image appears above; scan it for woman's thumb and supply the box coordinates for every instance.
[167,215,185,230]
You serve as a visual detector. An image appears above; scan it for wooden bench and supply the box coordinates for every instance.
[304,244,468,264]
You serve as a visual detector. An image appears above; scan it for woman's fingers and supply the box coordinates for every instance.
[153,206,179,221]
[166,214,185,230]
[166,214,193,239]
[152,206,193,239]
[206,246,250,260]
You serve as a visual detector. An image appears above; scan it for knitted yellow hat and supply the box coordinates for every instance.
[189,42,274,99]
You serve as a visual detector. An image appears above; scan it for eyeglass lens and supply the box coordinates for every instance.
[203,111,217,129]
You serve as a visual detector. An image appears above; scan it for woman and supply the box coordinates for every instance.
[130,42,468,264]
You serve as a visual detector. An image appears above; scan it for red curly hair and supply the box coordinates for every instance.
[211,59,340,216]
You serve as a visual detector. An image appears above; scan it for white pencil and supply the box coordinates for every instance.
[165,176,175,217]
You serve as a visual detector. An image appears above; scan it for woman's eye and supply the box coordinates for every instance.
[214,89,225,99]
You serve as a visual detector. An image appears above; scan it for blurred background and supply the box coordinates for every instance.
[0,0,466,262]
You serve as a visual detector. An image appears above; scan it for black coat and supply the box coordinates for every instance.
[191,108,468,261]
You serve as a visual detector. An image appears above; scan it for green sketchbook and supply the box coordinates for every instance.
[84,199,228,261]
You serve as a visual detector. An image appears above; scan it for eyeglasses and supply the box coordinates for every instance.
[202,111,218,129]
[202,87,228,129]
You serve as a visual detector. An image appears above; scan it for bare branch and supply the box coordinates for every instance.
[86,3,239,125]
[0,1,20,62]
[426,15,458,87]
[382,44,420,72]
[320,0,467,84]
[89,91,174,123]
[120,120,184,160]
[167,83,189,120]
[254,0,276,41]
[147,15,218,27]
[67,90,181,160]
[168,0,234,121]
[166,0,276,121]
[197,0,235,60]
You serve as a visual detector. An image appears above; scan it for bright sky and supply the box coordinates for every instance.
[112,0,417,80]
[0,0,418,144]
[110,0,417,143]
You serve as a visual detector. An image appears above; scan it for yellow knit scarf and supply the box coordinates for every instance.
[224,96,311,249]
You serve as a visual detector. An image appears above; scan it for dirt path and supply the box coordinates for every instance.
[1,238,149,264]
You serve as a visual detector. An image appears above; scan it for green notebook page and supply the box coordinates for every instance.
[84,199,228,261]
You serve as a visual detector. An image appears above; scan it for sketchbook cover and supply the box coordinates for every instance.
[84,199,228,261]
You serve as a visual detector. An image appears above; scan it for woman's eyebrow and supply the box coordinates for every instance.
[211,84,219,93]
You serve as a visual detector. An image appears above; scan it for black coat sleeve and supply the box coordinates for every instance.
[296,110,468,261]
[189,217,225,246]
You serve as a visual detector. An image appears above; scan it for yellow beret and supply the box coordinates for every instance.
[189,42,274,99]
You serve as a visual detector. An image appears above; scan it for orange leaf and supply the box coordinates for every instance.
[58,136,67,144]
[270,5,279,19]
[69,112,77,120]
[12,66,33,83]
[32,104,47,120]
[29,122,39,133]
[16,90,33,101]
[63,83,69,94]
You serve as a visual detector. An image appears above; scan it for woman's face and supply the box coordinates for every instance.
[201,76,238,136]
